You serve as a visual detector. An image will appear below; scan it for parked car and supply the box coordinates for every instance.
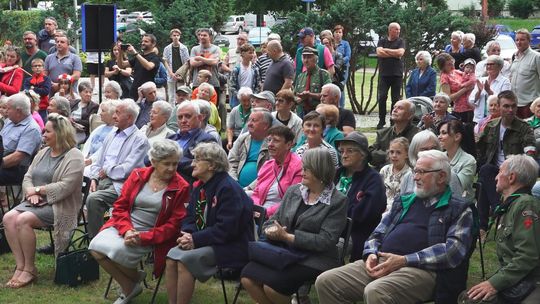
[116,9,130,23]
[221,15,246,34]
[481,34,517,61]
[117,23,146,36]
[492,24,516,40]
[245,13,275,30]
[532,25,540,49]
[214,34,230,48]
[358,29,379,55]
[127,11,154,24]
[248,27,271,47]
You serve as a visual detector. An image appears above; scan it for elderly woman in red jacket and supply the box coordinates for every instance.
[89,139,189,304]
[249,126,302,217]
[0,46,24,96]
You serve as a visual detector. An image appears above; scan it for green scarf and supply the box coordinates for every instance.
[337,173,353,194]
[529,116,540,129]
[239,106,251,128]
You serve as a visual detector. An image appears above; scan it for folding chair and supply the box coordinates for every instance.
[220,204,267,304]
[295,217,353,302]
[36,176,92,251]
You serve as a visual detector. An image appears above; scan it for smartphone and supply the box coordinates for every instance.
[121,44,129,51]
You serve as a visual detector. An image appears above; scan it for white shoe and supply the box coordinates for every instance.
[113,283,143,304]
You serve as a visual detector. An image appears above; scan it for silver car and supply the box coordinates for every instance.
[221,15,245,34]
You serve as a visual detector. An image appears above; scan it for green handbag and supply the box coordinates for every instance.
[54,229,99,287]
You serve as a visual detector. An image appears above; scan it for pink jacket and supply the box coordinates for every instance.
[251,152,303,217]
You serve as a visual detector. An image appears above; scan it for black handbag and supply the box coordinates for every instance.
[500,279,536,304]
[54,229,99,287]
[248,240,307,270]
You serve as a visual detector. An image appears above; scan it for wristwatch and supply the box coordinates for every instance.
[35,187,41,194]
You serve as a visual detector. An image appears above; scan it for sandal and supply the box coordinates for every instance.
[5,268,23,288]
[8,270,37,289]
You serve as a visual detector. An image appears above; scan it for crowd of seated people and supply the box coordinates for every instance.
[1,20,540,304]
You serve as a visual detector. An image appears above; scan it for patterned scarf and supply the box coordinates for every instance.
[529,116,540,129]
[195,188,207,230]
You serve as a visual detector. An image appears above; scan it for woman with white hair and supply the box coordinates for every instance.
[475,41,511,78]
[444,31,464,54]
[452,33,481,69]
[103,80,123,101]
[197,82,221,131]
[195,99,221,142]
[227,87,253,150]
[140,100,175,145]
[469,55,510,124]
[405,51,437,98]
[90,139,189,303]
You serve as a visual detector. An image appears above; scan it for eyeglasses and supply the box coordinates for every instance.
[338,148,361,155]
[275,98,288,104]
[32,64,43,67]
[193,158,209,163]
[413,168,441,176]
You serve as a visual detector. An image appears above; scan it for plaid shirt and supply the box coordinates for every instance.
[363,189,473,270]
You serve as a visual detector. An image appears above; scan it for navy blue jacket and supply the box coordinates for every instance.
[405,66,437,98]
[335,166,386,261]
[168,128,217,184]
[183,172,254,269]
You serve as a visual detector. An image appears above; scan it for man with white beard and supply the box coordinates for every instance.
[315,150,474,304]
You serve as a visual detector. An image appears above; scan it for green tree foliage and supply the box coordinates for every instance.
[0,10,45,44]
[130,0,233,50]
[50,0,79,40]
[509,0,534,18]
[233,0,337,14]
[487,0,506,17]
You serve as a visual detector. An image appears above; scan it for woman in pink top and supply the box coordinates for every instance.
[437,53,475,123]
[250,126,302,217]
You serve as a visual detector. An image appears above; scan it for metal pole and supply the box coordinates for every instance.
[97,6,102,104]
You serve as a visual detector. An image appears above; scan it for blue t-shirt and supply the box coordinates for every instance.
[238,139,263,187]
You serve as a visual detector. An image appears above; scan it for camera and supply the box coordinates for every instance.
[120,44,129,51]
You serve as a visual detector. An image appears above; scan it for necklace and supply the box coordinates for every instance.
[149,175,168,192]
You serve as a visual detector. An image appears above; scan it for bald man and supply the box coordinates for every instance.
[376,22,406,129]
[262,40,294,94]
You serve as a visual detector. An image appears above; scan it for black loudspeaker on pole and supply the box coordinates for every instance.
[82,4,116,104]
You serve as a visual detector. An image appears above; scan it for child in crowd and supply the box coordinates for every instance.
[23,58,51,122]
[459,58,477,89]
[228,43,261,108]
[191,69,217,105]
[380,137,411,213]
[25,90,45,130]
[54,73,79,102]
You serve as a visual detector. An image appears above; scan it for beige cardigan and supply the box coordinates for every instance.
[22,147,84,257]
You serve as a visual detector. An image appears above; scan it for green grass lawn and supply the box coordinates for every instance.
[490,18,540,31]
[0,228,500,304]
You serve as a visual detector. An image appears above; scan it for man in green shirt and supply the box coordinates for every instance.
[20,31,48,80]
[460,154,540,303]
[294,46,331,118]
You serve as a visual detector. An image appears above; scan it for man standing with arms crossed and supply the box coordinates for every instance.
[376,22,405,129]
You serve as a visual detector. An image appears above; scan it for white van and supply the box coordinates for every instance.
[244,13,275,32]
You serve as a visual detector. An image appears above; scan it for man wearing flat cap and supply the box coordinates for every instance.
[167,85,193,131]
[294,46,332,117]
[294,27,335,80]
[334,132,386,261]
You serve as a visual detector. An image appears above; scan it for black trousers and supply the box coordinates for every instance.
[477,163,500,231]
[377,75,402,124]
